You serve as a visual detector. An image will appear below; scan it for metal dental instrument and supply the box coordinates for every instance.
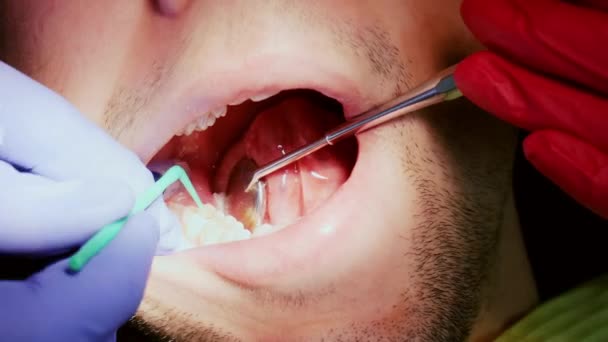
[224,157,267,231]
[244,64,463,193]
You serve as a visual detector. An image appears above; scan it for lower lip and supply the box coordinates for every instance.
[176,132,380,288]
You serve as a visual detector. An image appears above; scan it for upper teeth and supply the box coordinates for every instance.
[249,91,276,102]
[179,106,226,136]
[177,90,279,136]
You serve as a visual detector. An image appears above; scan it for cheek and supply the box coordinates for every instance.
[308,216,424,333]
[293,131,420,316]
[0,1,149,125]
[331,103,516,311]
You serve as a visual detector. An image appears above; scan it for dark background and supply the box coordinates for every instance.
[514,133,608,301]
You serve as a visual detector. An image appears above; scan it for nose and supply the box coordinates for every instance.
[155,0,192,16]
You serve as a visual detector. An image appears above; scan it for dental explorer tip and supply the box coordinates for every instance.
[245,178,257,193]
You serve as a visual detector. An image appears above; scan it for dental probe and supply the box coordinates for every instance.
[224,157,267,231]
[244,64,462,192]
[68,165,204,273]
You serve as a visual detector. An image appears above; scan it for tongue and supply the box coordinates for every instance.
[215,95,356,226]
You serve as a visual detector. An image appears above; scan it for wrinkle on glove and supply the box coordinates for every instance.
[455,0,608,219]
[524,130,608,219]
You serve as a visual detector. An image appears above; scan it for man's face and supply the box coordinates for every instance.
[1,1,524,340]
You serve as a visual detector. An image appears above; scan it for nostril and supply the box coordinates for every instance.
[155,0,191,16]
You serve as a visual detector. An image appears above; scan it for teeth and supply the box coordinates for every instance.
[195,115,209,130]
[250,91,277,102]
[199,203,218,219]
[232,228,251,241]
[184,122,197,136]
[211,106,227,118]
[167,193,282,250]
[229,97,248,106]
[200,221,223,245]
[178,104,230,137]
[176,202,252,247]
[176,90,278,137]
[195,113,214,132]
[218,228,237,243]
[182,207,206,241]
[252,223,282,237]
[206,116,216,128]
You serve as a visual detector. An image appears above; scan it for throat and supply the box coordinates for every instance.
[215,91,357,225]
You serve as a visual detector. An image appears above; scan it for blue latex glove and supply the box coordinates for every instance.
[0,61,177,341]
[1,213,158,342]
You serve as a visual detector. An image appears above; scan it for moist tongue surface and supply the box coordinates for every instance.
[216,94,356,226]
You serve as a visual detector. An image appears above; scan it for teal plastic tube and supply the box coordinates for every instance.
[68,165,203,272]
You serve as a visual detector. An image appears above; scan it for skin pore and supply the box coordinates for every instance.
[0,1,538,341]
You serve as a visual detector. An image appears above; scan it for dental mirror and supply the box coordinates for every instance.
[224,157,267,231]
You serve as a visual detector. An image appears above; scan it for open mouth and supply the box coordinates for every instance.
[140,56,394,288]
[148,88,358,249]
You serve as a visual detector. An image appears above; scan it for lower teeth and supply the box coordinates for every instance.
[167,193,275,248]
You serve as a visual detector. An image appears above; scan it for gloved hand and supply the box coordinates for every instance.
[0,61,173,341]
[1,213,158,342]
[454,0,608,219]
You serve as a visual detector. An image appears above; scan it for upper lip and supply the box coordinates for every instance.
[142,52,370,163]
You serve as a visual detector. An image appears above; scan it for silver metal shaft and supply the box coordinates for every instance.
[245,64,462,192]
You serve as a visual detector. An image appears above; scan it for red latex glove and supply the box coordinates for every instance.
[454,0,608,219]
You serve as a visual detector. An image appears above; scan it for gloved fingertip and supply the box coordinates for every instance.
[155,206,186,254]
[524,131,608,219]
[454,52,489,95]
[455,52,515,120]
[155,199,181,235]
